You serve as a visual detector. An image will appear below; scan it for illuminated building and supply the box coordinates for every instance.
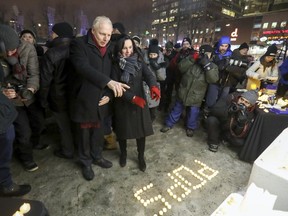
[151,0,244,46]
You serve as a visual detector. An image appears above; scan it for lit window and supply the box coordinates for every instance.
[169,16,175,22]
[206,28,209,33]
[280,21,287,27]
[215,27,221,32]
[271,22,277,28]
[263,23,269,29]
[253,23,261,28]
[160,11,167,17]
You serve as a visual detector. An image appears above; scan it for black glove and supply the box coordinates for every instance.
[149,59,161,70]
[198,54,212,71]
[217,58,230,71]
[236,111,248,126]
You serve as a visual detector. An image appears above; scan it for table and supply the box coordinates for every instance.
[0,197,49,216]
[239,108,288,162]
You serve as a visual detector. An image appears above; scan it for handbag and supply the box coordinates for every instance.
[246,77,261,90]
[143,81,160,108]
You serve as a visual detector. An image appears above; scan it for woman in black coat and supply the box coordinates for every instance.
[112,35,160,171]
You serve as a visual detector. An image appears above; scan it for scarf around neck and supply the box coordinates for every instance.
[119,54,140,84]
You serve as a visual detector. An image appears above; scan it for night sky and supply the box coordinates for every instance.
[1,0,152,31]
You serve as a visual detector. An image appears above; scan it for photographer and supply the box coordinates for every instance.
[0,24,44,172]
[206,90,258,152]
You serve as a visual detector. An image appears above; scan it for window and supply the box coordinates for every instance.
[253,23,261,28]
[262,23,269,29]
[271,22,277,28]
[280,21,287,27]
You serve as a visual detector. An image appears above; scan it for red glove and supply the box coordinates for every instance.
[150,86,161,101]
[132,96,146,108]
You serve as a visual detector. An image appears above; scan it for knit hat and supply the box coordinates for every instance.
[132,35,141,44]
[239,42,249,50]
[182,37,191,46]
[148,38,159,54]
[20,29,36,39]
[199,44,213,53]
[174,43,181,49]
[52,22,73,38]
[113,22,126,34]
[241,90,258,106]
[165,41,174,50]
[264,44,278,57]
[0,24,19,51]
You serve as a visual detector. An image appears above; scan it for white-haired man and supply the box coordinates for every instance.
[69,16,129,180]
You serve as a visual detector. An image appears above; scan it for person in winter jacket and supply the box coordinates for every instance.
[69,16,129,181]
[206,90,258,152]
[0,58,31,196]
[160,45,218,137]
[111,35,160,172]
[40,22,75,159]
[144,38,167,121]
[246,44,279,89]
[0,24,45,172]
[205,36,233,109]
[276,58,288,98]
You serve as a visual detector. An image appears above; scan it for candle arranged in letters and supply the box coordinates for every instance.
[133,160,219,215]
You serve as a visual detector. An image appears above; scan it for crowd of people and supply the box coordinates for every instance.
[1,15,287,197]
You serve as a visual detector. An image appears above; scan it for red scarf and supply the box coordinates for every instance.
[91,32,107,57]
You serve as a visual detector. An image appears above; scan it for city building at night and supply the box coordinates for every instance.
[151,0,244,46]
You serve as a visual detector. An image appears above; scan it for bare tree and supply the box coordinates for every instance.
[0,2,8,24]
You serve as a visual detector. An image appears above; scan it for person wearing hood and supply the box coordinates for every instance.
[20,29,44,57]
[206,90,258,152]
[246,44,279,89]
[205,36,233,110]
[40,22,75,160]
[276,58,288,98]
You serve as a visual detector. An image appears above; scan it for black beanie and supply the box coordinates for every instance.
[132,35,141,44]
[239,42,249,50]
[148,38,159,54]
[199,44,213,53]
[165,41,174,50]
[20,29,36,39]
[264,44,278,57]
[52,22,73,38]
[182,37,191,46]
[113,22,126,34]
[0,24,19,51]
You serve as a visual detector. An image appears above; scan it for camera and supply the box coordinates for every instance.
[229,102,246,113]
[229,59,248,67]
[6,83,33,100]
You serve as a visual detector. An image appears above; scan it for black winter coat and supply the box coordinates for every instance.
[40,37,72,112]
[111,58,157,140]
[0,92,17,134]
[69,30,113,123]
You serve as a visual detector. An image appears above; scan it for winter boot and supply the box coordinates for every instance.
[104,132,117,150]
[137,139,146,172]
[119,140,127,167]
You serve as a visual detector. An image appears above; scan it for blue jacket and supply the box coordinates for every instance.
[279,59,288,85]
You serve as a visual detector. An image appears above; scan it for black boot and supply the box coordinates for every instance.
[137,138,146,172]
[119,140,127,167]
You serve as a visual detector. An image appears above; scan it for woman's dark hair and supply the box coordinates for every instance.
[113,34,143,62]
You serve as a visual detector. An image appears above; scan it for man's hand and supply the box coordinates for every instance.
[2,87,17,99]
[107,80,130,97]
[99,96,110,106]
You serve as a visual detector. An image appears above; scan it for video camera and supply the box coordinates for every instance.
[228,102,247,114]
[4,83,33,100]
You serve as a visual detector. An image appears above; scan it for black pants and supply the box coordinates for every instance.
[14,102,45,162]
[0,125,15,187]
[75,124,104,167]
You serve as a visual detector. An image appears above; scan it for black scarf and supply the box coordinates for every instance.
[119,54,140,84]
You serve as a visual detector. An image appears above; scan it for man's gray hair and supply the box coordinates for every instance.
[92,16,112,30]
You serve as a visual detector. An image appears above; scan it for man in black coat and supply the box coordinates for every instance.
[69,16,129,180]
[40,22,75,159]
